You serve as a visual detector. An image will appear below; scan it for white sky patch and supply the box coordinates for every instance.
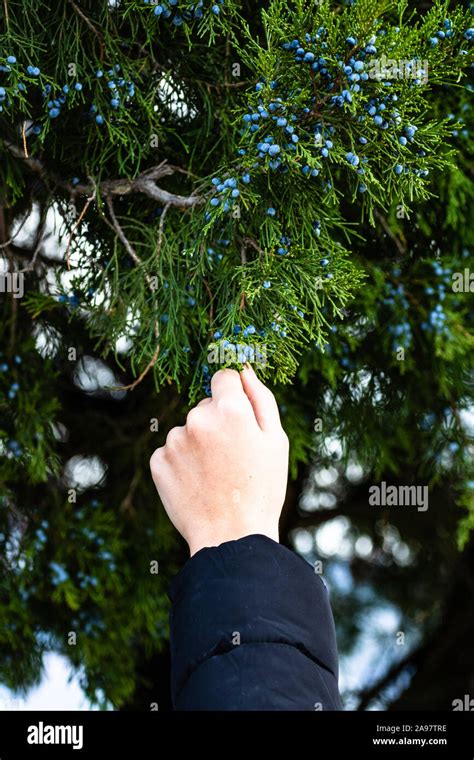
[156,76,197,120]
[63,455,107,491]
[315,517,354,560]
[0,654,106,711]
[73,356,127,400]
[314,466,339,488]
[292,529,314,555]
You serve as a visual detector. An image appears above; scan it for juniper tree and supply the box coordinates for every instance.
[0,0,473,708]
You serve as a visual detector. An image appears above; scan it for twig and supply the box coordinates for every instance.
[105,194,143,268]
[105,195,161,390]
[374,209,406,256]
[67,0,104,58]
[64,182,97,269]
[105,195,160,313]
[3,0,9,27]
[203,278,214,326]
[115,345,161,392]
[154,202,171,258]
[0,211,30,249]
[18,211,49,273]
[21,121,29,158]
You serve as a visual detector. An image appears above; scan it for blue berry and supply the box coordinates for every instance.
[6,56,16,64]
[266,207,276,216]
[394,164,403,175]
[48,108,60,118]
[263,281,271,288]
[75,83,83,91]
[95,114,104,124]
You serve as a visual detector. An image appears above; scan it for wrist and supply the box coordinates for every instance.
[187,522,280,556]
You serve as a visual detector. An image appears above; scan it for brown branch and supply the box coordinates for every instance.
[104,196,161,391]
[115,346,161,392]
[374,209,406,256]
[65,183,97,268]
[67,0,104,58]
[18,211,49,273]
[203,278,214,326]
[5,143,203,210]
[0,211,30,249]
[21,121,29,158]
[153,202,171,258]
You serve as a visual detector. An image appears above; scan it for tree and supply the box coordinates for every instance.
[0,0,473,709]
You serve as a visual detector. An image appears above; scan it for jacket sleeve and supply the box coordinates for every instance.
[168,534,343,711]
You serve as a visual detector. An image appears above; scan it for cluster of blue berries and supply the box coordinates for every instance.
[382,277,413,351]
[206,236,230,263]
[41,81,84,121]
[277,235,291,255]
[421,261,452,335]
[429,18,455,47]
[94,65,136,123]
[209,175,240,211]
[145,0,223,24]
[58,292,81,308]
[0,57,39,112]
[0,354,22,400]
[6,439,23,457]
[0,57,137,127]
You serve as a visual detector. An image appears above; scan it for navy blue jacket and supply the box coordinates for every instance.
[168,534,342,710]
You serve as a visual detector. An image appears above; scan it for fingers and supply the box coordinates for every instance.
[210,368,247,402]
[240,363,282,432]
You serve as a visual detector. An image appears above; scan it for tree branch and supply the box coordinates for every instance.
[374,209,407,257]
[5,143,203,210]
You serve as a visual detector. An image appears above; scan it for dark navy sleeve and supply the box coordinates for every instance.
[168,534,343,711]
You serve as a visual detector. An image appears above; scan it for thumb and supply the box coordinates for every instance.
[240,363,281,432]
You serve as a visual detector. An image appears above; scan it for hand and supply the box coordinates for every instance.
[149,365,289,556]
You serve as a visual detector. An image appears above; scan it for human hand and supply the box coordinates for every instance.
[149,365,289,556]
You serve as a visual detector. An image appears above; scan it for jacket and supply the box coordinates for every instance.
[168,534,343,710]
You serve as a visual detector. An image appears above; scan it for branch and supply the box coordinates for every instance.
[5,143,203,210]
[67,0,105,58]
[374,209,407,257]
[104,195,161,391]
[65,181,97,268]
